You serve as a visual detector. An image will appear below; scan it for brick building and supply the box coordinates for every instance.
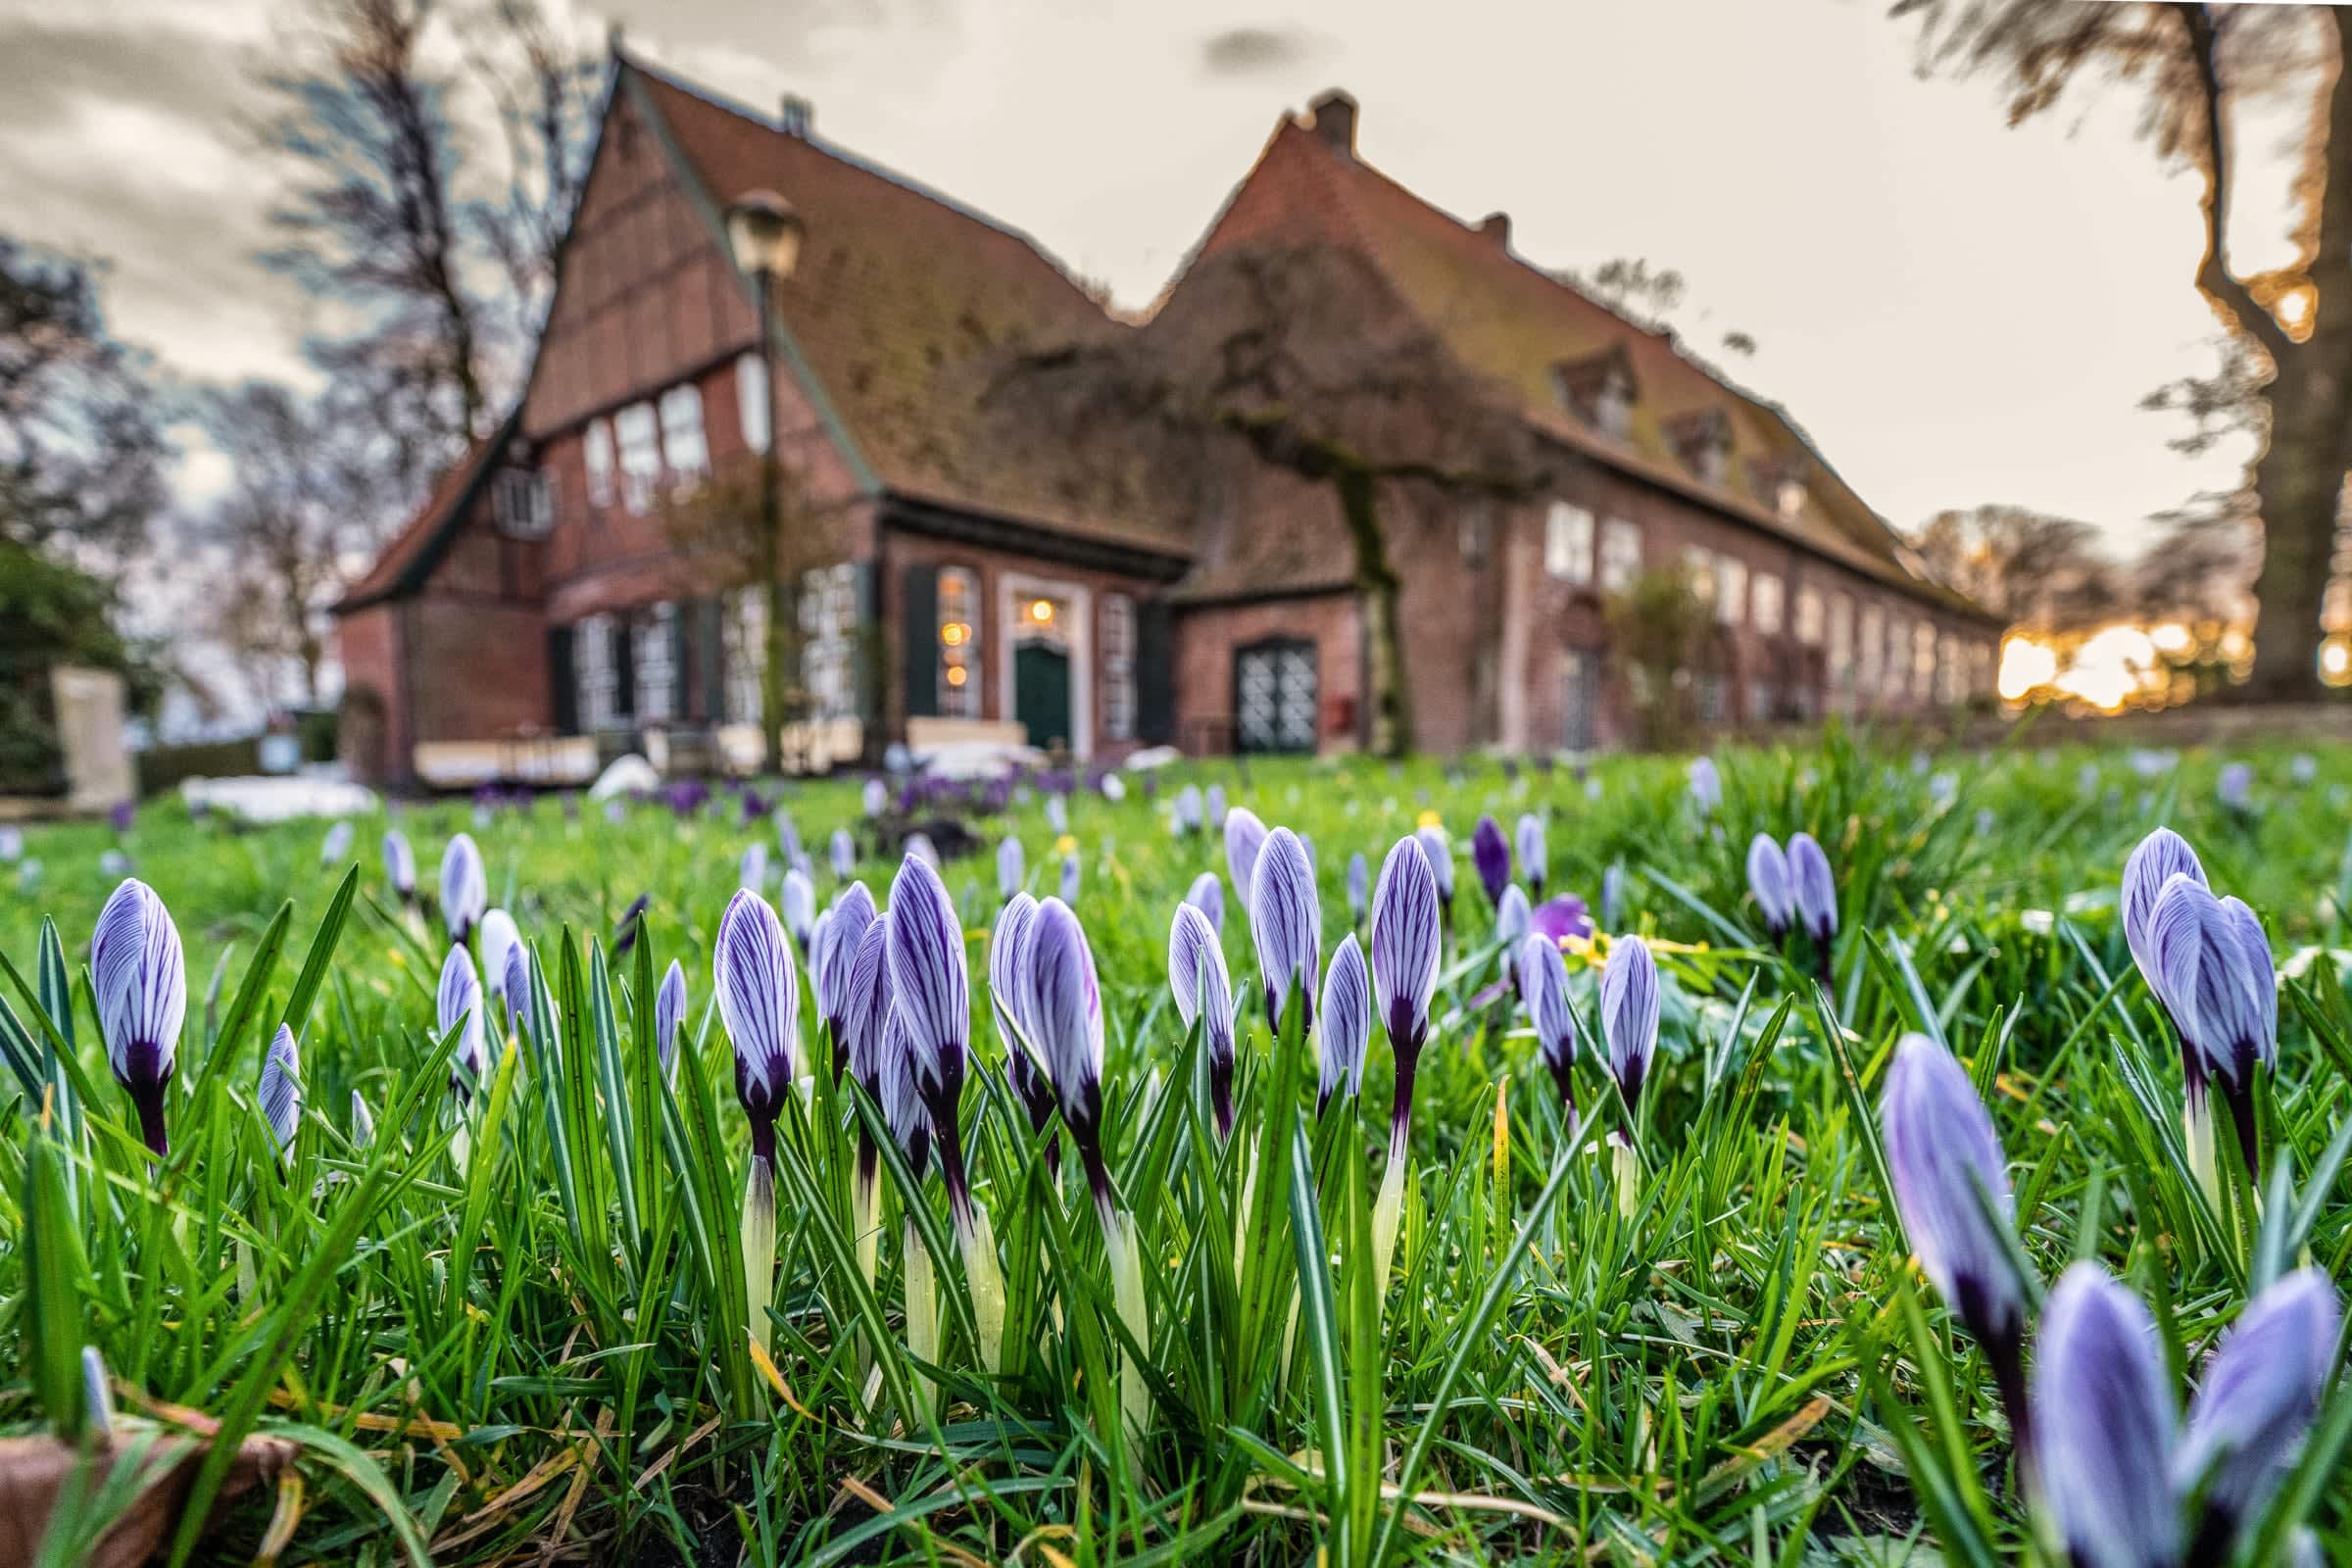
[334,52,1999,786]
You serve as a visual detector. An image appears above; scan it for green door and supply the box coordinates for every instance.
[1014,641,1072,749]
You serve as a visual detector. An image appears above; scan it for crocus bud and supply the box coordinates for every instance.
[1515,813,1547,899]
[1600,934,1658,1121]
[1687,757,1721,814]
[1024,897,1104,1148]
[1206,783,1228,826]
[1414,825,1455,911]
[1599,861,1626,932]
[439,833,486,944]
[259,1023,303,1160]
[2034,1262,2179,1568]
[2148,876,2277,1094]
[1046,793,1069,835]
[1347,851,1369,925]
[841,916,891,1099]
[2217,761,2253,812]
[1169,900,1237,1134]
[478,907,520,1006]
[1744,834,1792,939]
[382,830,416,897]
[1185,869,1224,933]
[1369,835,1440,1054]
[1880,1032,2027,1351]
[1317,933,1371,1113]
[1495,885,1532,953]
[738,842,768,895]
[1248,826,1322,1032]
[656,959,687,1085]
[863,776,887,818]
[1518,932,1578,1115]
[2123,827,2207,992]
[1059,851,1081,906]
[612,893,649,959]
[877,1011,931,1179]
[814,882,875,1048]
[1225,807,1269,915]
[999,837,1026,901]
[830,828,856,879]
[320,819,353,866]
[92,877,185,1156]
[438,944,488,1102]
[1471,815,1511,908]
[1787,832,1836,946]
[2176,1267,2341,1542]
[781,867,815,949]
[886,853,972,1205]
[501,940,530,1041]
[714,888,799,1161]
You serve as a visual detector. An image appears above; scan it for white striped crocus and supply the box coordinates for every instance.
[1025,896,1151,1431]
[501,940,532,1045]
[1495,884,1532,963]
[1346,852,1370,928]
[1169,900,1237,1137]
[1317,932,1370,1115]
[1599,934,1659,1215]
[1368,834,1441,1281]
[92,878,185,1158]
[2123,827,2207,996]
[1516,812,1547,900]
[781,866,815,950]
[830,827,857,879]
[1414,825,1455,925]
[439,833,486,945]
[1225,806,1269,915]
[841,915,894,1289]
[2147,870,2277,1191]
[992,892,1059,1172]
[1688,757,1722,815]
[740,842,769,895]
[1046,792,1069,835]
[1787,832,1837,978]
[814,881,876,1082]
[1206,782,1228,827]
[438,944,489,1103]
[886,851,1006,1371]
[1471,815,1511,908]
[1746,833,1792,941]
[1599,861,1627,932]
[2034,1262,2175,1565]
[383,829,416,902]
[1185,869,1224,934]
[1517,931,1578,1134]
[320,819,354,866]
[1880,1031,2033,1446]
[258,1023,302,1164]
[2175,1267,2340,1557]
[1248,826,1322,1034]
[999,837,1026,902]
[478,907,520,1011]
[714,887,798,1353]
[656,958,688,1087]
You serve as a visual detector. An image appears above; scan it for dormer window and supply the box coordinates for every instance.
[1667,408,1733,486]
[493,467,554,538]
[1777,478,1806,520]
[1748,455,1810,522]
[1550,345,1638,441]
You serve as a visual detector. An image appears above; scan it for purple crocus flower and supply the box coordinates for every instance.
[815,882,876,1060]
[259,1023,303,1161]
[740,842,769,895]
[1225,806,1269,916]
[886,853,977,1220]
[1046,792,1069,835]
[2217,761,2254,812]
[1169,900,1237,1136]
[1185,869,1224,934]
[2148,873,2277,1178]
[2034,1262,2177,1568]
[1059,851,1081,906]
[714,888,799,1163]
[1346,851,1369,926]
[862,776,888,818]
[781,867,816,950]
[656,958,687,1086]
[502,940,531,1042]
[1688,757,1722,815]
[999,837,1026,901]
[1518,932,1578,1123]
[830,828,856,879]
[1600,935,1658,1126]
[1248,826,1321,1033]
[1471,815,1511,908]
[2177,1267,2341,1548]
[92,878,185,1156]
[1788,833,1837,951]
[1747,834,1793,939]
[1369,834,1442,1162]
[109,798,134,833]
[1880,1031,2030,1429]
[877,1010,931,1179]
[1317,932,1371,1114]
[1024,899,1110,1219]
[991,892,1059,1169]
[1495,885,1532,954]
[383,830,416,899]
[320,819,354,866]
[1206,783,1228,827]
[1599,862,1626,932]
[1414,825,1455,915]
[612,893,651,960]
[1530,895,1592,946]
[1515,813,1547,899]
[440,833,486,945]
[2123,827,2208,994]
[438,944,489,1102]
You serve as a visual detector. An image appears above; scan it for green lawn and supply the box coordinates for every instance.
[3,728,2348,1565]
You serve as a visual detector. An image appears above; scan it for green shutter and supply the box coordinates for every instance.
[612,617,636,720]
[549,623,578,734]
[852,563,879,724]
[1136,598,1175,744]
[902,564,939,719]
[697,597,726,723]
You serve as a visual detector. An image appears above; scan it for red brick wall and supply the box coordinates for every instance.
[1174,592,1363,756]
[335,605,403,784]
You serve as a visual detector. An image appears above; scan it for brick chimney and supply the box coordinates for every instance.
[1309,89,1357,156]
[779,94,813,137]
[1479,212,1510,248]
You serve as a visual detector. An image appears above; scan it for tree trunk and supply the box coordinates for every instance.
[2242,378,2345,702]
[1336,466,1412,757]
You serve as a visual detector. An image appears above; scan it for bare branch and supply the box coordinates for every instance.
[2175,2,2295,366]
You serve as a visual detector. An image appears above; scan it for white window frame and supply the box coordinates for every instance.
[736,351,770,455]
[576,613,619,730]
[1102,592,1137,740]
[801,564,858,720]
[1794,585,1824,647]
[658,384,709,492]
[1544,501,1595,584]
[725,588,766,726]
[1716,557,1747,627]
[1683,546,1717,608]
[1883,613,1908,697]
[584,418,615,511]
[614,403,660,515]
[1913,621,1937,701]
[939,566,981,719]
[635,602,678,723]
[1753,571,1785,636]
[1858,604,1884,696]
[494,468,554,538]
[1599,517,1642,593]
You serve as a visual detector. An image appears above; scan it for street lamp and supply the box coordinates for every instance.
[726,190,804,774]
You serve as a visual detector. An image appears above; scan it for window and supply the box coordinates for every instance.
[1913,621,1937,701]
[1599,517,1642,592]
[1829,594,1854,681]
[1544,502,1594,583]
[800,564,858,719]
[1102,592,1136,740]
[737,351,770,455]
[614,403,660,514]
[1691,439,1728,486]
[636,602,677,723]
[1936,633,1964,704]
[659,385,708,490]
[1748,680,1775,723]
[938,566,979,718]
[494,468,553,538]
[584,419,615,510]
[1683,546,1717,608]
[1753,572,1785,636]
[1857,604,1884,696]
[1777,478,1806,521]
[576,614,620,730]
[1593,374,1634,440]
[1794,585,1824,647]
[725,588,766,726]
[1883,614,1908,697]
[1561,650,1599,752]
[1716,557,1747,626]
[1696,671,1728,724]
[1236,638,1318,754]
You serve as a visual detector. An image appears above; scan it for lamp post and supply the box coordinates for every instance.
[725,189,805,774]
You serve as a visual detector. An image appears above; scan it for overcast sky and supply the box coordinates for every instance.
[1,0,2290,560]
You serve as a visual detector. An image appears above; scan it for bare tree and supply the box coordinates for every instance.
[458,0,603,330]
[1909,505,2122,630]
[1894,2,2352,701]
[987,242,1559,757]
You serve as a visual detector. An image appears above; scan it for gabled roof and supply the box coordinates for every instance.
[1179,104,1993,619]
[621,59,1189,558]
[331,412,519,614]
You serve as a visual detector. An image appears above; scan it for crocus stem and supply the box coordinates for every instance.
[958,1198,1006,1375]
[743,1153,776,1354]
[854,1135,881,1296]
[2220,1076,2263,1187]
[1610,1131,1640,1219]
[2184,1078,2220,1214]
[903,1214,937,1418]
[1102,1203,1152,1439]
[1371,1151,1407,1295]
[1234,1144,1259,1277]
